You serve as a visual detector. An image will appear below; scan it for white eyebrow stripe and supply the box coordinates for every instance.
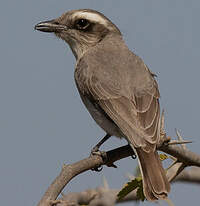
[73,11,108,26]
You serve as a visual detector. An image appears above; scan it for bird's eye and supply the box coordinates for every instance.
[76,19,90,29]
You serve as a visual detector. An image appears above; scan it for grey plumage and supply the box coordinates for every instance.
[35,9,170,201]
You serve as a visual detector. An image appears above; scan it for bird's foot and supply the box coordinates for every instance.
[90,148,107,172]
[90,148,107,161]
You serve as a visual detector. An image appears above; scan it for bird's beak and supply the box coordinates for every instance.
[34,20,67,33]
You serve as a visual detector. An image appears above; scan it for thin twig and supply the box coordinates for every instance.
[167,140,192,145]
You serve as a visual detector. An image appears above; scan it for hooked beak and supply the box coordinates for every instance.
[34,20,67,33]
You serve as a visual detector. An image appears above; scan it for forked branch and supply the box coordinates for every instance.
[37,138,200,206]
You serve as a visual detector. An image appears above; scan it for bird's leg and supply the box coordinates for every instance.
[91,133,111,153]
[91,134,111,172]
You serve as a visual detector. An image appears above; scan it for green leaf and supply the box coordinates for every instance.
[117,177,145,201]
[159,153,168,161]
[136,181,145,201]
[117,153,168,202]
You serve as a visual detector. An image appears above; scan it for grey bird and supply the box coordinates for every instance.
[35,9,170,201]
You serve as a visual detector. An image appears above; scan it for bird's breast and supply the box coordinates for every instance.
[78,91,123,138]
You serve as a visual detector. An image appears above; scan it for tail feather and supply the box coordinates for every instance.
[135,148,170,201]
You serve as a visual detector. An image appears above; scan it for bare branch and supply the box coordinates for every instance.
[37,145,134,206]
[61,188,138,205]
[174,167,200,184]
[159,144,200,166]
[56,167,200,206]
[37,114,200,206]
[166,161,186,182]
[37,139,200,206]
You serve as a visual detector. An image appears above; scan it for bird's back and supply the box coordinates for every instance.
[75,33,160,149]
[76,33,159,101]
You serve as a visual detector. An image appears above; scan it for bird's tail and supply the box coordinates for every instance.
[135,148,170,201]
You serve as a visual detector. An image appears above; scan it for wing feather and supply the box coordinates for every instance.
[75,55,161,152]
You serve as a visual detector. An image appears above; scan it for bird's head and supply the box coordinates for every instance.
[35,9,121,59]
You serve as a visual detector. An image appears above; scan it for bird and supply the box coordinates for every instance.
[35,9,170,201]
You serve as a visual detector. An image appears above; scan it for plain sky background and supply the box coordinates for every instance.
[0,0,200,205]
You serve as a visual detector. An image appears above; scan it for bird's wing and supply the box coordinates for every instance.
[75,55,160,152]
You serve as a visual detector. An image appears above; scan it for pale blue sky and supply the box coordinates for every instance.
[0,1,199,205]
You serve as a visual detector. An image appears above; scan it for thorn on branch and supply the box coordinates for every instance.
[102,176,109,190]
[167,140,192,146]
[175,128,191,150]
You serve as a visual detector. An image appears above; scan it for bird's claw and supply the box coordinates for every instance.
[131,154,137,159]
[91,150,107,160]
[90,149,107,172]
[91,165,103,172]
